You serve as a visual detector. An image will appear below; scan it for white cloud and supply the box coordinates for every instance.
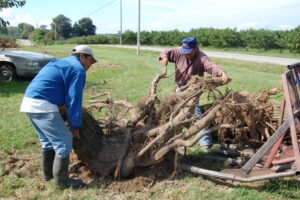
[107,23,120,29]
[141,1,181,12]
[237,22,266,30]
[10,14,36,26]
[0,8,51,28]
[0,8,13,19]
[275,24,295,30]
[38,19,52,28]
[147,21,166,30]
[135,0,300,32]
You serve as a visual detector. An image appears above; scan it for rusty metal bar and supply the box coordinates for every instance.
[264,135,285,168]
[272,157,295,165]
[264,99,287,168]
[272,163,293,172]
[241,118,290,175]
[279,100,286,125]
[283,72,300,170]
[179,163,295,182]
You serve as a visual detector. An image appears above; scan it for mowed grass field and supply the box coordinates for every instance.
[0,44,299,199]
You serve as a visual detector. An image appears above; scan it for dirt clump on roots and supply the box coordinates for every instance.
[212,88,280,148]
[69,150,175,192]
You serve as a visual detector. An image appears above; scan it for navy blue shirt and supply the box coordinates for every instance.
[24,55,86,130]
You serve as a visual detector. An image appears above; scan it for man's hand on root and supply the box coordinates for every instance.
[159,57,169,67]
[220,72,231,84]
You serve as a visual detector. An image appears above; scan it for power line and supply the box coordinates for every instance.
[83,0,118,17]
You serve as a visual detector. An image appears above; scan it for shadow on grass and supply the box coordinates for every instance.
[0,77,31,97]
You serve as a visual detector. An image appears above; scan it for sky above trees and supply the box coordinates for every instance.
[0,0,299,34]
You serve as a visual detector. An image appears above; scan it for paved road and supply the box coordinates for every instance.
[99,45,300,66]
[18,39,33,46]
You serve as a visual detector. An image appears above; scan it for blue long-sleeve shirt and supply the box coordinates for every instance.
[24,55,86,130]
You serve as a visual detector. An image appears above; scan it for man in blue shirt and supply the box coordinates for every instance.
[20,45,97,188]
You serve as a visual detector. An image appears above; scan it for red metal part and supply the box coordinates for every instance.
[221,168,275,177]
[271,145,300,165]
[264,100,286,168]
[281,71,300,170]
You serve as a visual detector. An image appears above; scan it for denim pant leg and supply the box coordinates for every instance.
[27,112,73,158]
[195,105,213,146]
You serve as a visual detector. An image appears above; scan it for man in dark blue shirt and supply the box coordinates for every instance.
[20,45,97,188]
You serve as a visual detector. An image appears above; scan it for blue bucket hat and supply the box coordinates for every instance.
[180,37,197,54]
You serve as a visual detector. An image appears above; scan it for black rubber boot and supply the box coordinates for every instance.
[41,149,55,181]
[53,156,84,189]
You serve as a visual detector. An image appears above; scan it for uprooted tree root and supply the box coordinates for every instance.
[212,88,280,148]
[69,68,279,179]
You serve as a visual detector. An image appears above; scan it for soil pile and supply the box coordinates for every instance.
[0,38,17,48]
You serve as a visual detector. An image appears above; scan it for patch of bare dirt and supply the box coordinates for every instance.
[1,149,177,192]
[0,150,40,179]
[69,151,176,192]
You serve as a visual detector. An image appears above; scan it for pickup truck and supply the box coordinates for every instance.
[0,50,55,82]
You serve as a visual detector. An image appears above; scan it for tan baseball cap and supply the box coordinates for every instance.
[72,45,97,64]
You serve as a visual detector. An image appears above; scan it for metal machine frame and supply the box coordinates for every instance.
[179,63,300,182]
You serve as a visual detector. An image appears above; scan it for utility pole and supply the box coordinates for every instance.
[120,0,122,45]
[137,0,140,54]
[54,23,57,43]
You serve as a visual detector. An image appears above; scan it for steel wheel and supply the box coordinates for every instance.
[0,65,16,83]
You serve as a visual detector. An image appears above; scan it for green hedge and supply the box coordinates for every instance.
[31,26,300,53]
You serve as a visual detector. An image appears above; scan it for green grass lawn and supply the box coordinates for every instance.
[0,45,299,199]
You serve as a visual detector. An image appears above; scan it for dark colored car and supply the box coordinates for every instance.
[0,50,55,82]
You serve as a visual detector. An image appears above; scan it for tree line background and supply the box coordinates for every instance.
[1,13,300,53]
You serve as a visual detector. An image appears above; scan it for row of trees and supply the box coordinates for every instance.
[135,28,300,52]
[63,27,300,53]
[2,23,300,52]
[0,14,96,42]
[0,23,34,38]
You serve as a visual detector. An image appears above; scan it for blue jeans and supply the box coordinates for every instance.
[195,104,213,146]
[27,112,73,158]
